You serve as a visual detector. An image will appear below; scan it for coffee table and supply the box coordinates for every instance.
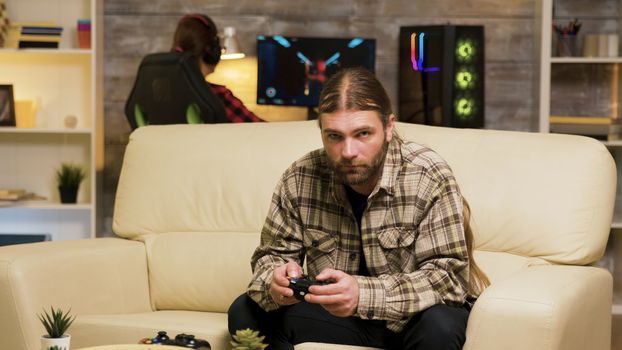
[77,345,184,350]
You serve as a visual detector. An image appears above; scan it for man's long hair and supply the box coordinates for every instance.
[463,198,491,296]
[317,67,393,128]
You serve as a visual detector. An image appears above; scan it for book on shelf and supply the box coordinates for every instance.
[18,40,59,49]
[549,115,622,140]
[0,188,45,203]
[0,189,30,201]
[14,21,62,30]
[21,26,62,35]
[17,34,61,42]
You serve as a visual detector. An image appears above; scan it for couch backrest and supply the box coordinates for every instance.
[113,121,616,312]
[398,124,615,264]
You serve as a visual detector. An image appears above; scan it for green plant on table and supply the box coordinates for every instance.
[55,162,85,188]
[230,328,268,350]
[38,306,75,338]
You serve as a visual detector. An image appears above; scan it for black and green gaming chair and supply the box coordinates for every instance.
[124,51,227,130]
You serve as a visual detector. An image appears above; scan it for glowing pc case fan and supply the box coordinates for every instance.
[398,25,485,128]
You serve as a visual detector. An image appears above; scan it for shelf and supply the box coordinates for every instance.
[612,208,622,227]
[551,57,622,64]
[0,201,92,210]
[603,140,622,147]
[0,127,92,134]
[539,0,622,323]
[0,48,93,56]
[0,0,99,241]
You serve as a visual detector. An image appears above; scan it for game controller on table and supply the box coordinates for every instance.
[139,330,211,349]
[288,274,336,301]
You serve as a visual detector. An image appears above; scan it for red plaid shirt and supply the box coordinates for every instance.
[210,83,264,123]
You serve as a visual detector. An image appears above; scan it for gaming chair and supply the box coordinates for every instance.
[124,51,228,130]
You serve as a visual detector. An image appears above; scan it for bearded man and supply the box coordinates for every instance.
[227,67,471,350]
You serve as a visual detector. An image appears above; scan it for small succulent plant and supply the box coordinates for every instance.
[38,306,75,338]
[55,162,85,189]
[230,328,268,350]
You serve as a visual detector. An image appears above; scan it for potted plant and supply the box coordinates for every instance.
[230,328,268,350]
[38,306,75,350]
[55,162,85,204]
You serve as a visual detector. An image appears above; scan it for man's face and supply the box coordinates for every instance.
[320,110,395,194]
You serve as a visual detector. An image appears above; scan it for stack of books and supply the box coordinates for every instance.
[0,189,31,201]
[17,22,63,48]
[549,115,622,141]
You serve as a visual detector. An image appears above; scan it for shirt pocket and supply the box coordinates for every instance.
[303,229,337,274]
[377,227,416,273]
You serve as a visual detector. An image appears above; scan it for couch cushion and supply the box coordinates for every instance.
[473,250,550,283]
[141,232,258,312]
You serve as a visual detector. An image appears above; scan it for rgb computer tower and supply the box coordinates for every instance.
[398,25,485,128]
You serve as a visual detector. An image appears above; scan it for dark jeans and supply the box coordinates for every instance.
[227,294,469,350]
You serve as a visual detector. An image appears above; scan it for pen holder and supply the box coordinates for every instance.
[557,34,576,57]
[77,19,91,49]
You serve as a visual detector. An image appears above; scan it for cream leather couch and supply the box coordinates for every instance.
[0,121,615,350]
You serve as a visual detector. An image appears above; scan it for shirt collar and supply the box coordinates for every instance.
[375,136,402,196]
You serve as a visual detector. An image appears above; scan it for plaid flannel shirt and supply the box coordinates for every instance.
[210,83,264,123]
[248,137,469,332]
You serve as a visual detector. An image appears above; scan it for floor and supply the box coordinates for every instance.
[614,315,621,350]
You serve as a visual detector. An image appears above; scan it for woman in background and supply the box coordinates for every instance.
[172,14,263,123]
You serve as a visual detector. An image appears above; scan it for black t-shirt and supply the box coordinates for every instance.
[344,185,370,276]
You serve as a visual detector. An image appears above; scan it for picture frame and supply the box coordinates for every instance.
[0,84,16,126]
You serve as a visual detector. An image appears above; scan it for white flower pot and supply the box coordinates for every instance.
[41,334,71,350]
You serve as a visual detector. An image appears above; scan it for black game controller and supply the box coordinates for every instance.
[163,333,211,349]
[288,274,335,301]
[140,331,211,349]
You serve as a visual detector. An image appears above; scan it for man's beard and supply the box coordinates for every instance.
[328,138,389,186]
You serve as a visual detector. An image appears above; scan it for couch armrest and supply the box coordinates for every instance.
[0,238,152,350]
[464,265,612,350]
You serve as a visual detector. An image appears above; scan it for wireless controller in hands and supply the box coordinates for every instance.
[288,274,335,301]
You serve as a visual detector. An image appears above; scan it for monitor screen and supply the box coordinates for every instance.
[257,35,376,107]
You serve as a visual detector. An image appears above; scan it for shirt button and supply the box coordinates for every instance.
[349,252,357,261]
[311,240,319,247]
[367,310,374,319]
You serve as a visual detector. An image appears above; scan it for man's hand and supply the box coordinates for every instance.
[269,261,303,306]
[305,268,359,317]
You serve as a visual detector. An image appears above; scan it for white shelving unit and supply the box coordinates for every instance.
[0,0,101,241]
[537,0,622,316]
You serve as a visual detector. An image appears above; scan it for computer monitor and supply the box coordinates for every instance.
[256,35,376,108]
